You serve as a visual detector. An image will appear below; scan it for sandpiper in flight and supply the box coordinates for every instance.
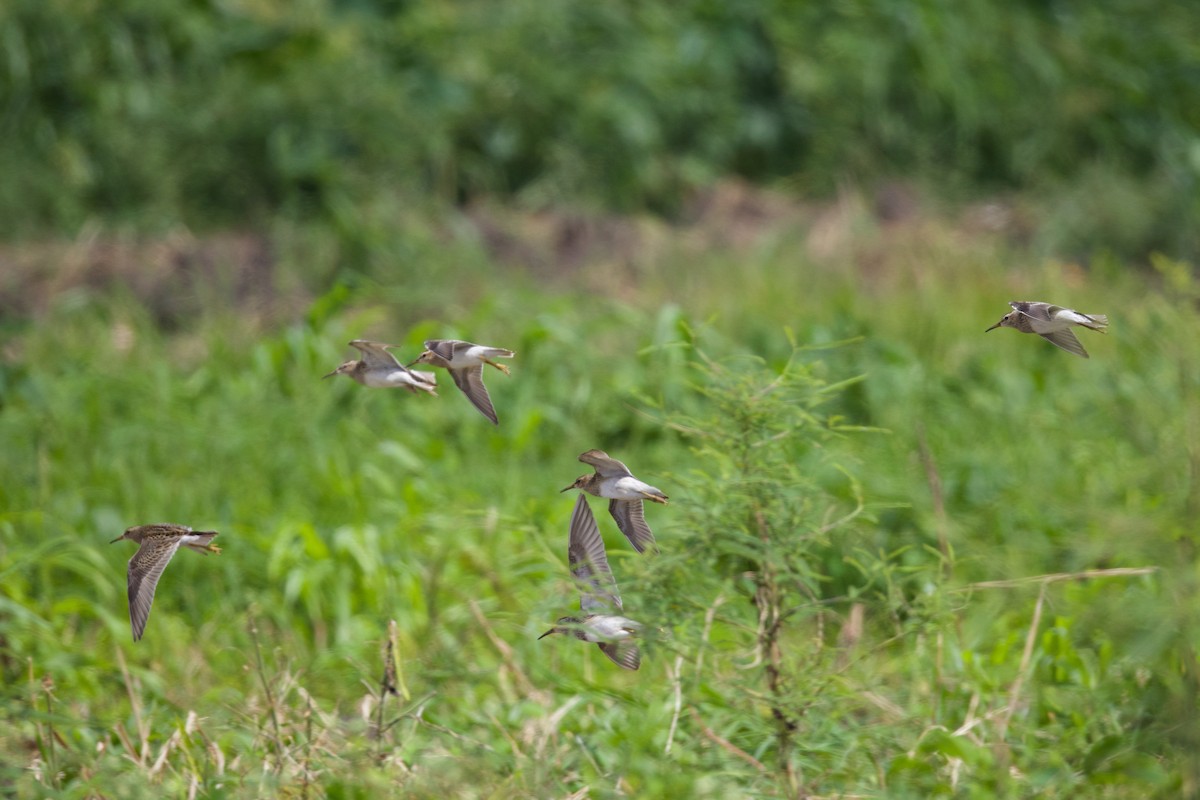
[985,301,1109,358]
[539,494,642,670]
[110,524,222,641]
[410,339,514,425]
[324,340,438,394]
[561,449,668,554]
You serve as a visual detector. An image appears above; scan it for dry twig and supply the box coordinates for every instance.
[688,707,766,773]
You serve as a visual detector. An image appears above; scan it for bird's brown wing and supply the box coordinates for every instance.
[1010,302,1054,322]
[567,494,621,612]
[608,499,656,554]
[449,365,499,425]
[1038,329,1088,358]
[349,340,404,370]
[578,450,633,478]
[127,537,182,641]
[598,640,641,671]
[422,340,466,361]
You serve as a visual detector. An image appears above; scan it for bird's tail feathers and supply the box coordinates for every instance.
[1059,309,1108,331]
[183,531,221,554]
[641,490,669,505]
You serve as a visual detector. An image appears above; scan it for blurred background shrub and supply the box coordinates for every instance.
[2,0,1197,258]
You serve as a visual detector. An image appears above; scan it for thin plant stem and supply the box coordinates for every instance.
[248,616,284,770]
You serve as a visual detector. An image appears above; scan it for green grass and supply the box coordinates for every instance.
[1,210,1197,797]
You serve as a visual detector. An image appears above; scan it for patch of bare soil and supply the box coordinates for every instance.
[461,179,814,277]
[0,228,298,326]
[0,180,1027,322]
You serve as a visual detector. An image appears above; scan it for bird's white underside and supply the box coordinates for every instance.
[444,345,512,369]
[580,615,642,642]
[361,370,434,389]
[602,475,664,500]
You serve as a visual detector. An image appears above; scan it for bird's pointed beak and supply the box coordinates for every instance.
[984,321,1002,332]
[322,369,339,379]
[538,628,558,640]
[109,536,123,544]
[559,484,575,493]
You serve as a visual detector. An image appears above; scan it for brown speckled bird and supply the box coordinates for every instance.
[985,301,1109,358]
[539,494,642,670]
[560,449,668,554]
[324,340,438,394]
[410,339,514,424]
[110,524,221,641]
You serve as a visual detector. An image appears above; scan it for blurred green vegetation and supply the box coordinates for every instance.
[3,0,1200,796]
[2,0,1199,258]
[2,214,1198,794]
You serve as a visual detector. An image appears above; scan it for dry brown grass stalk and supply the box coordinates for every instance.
[960,567,1158,591]
[688,707,766,773]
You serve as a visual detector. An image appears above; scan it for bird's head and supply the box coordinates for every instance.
[538,616,581,639]
[560,475,590,494]
[323,360,358,379]
[407,350,436,368]
[985,312,1015,333]
[110,526,142,544]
